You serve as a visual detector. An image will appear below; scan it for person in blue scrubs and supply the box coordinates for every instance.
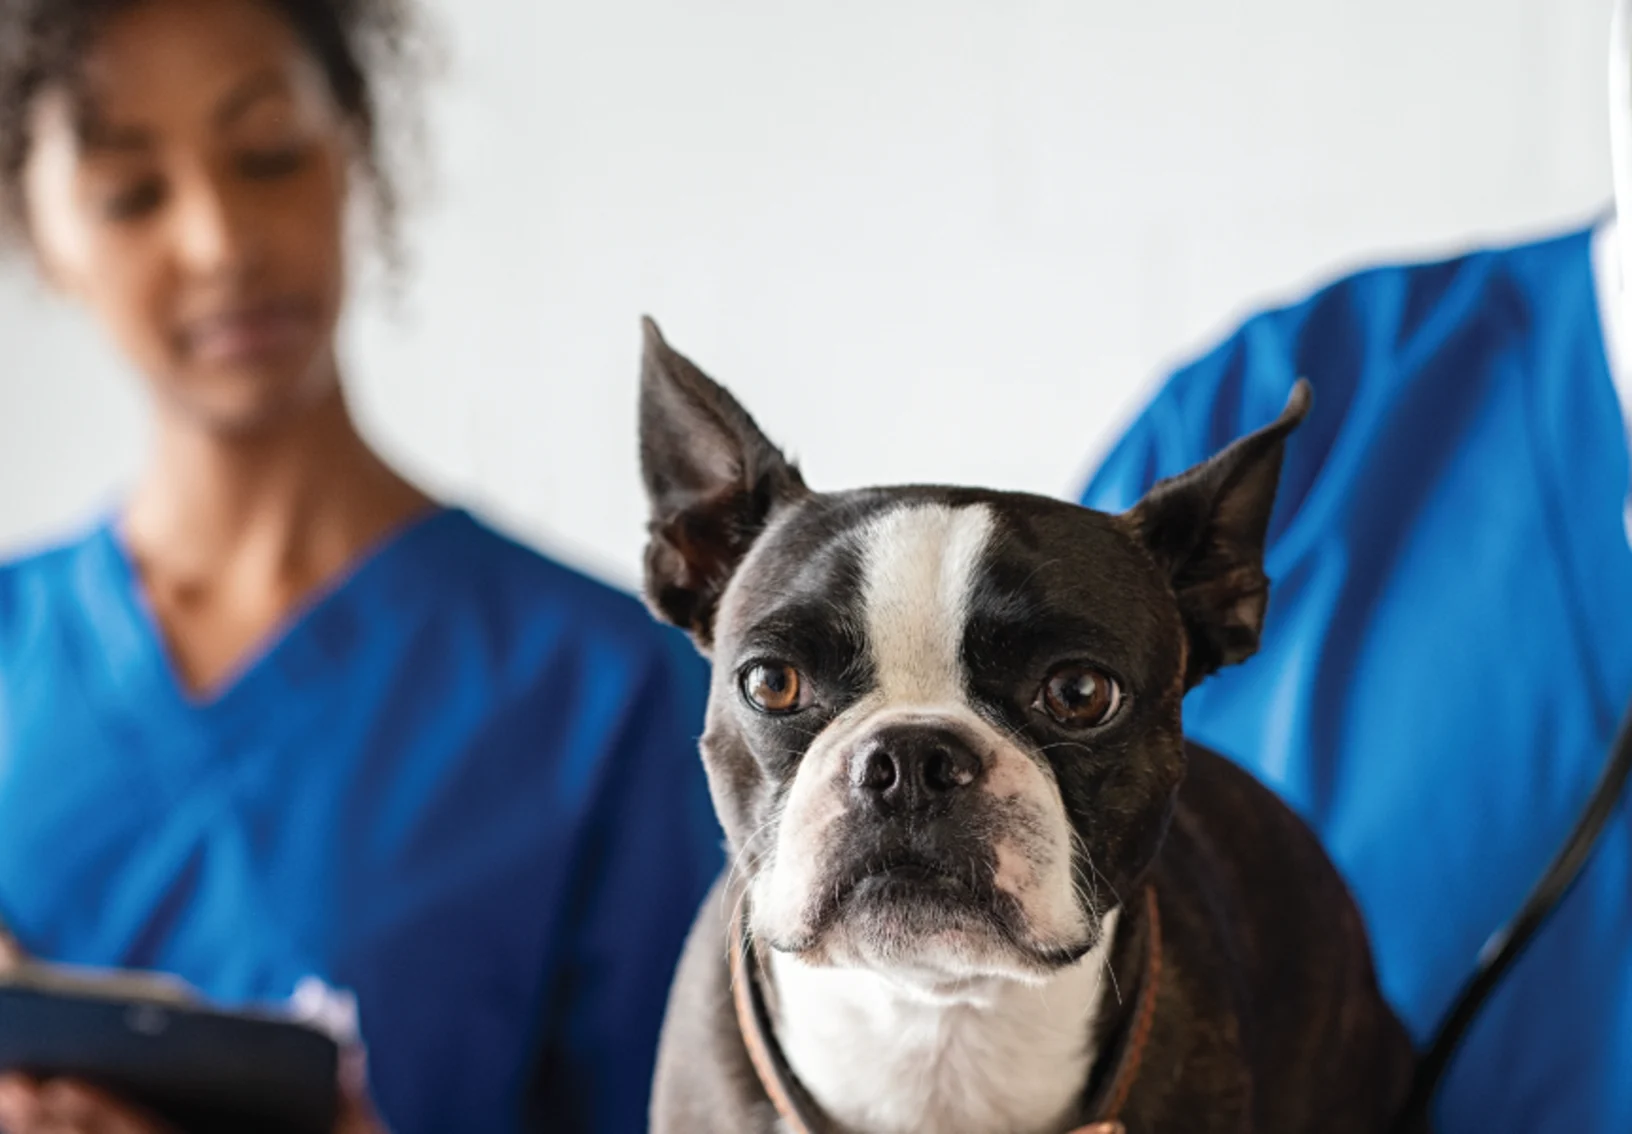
[0,2,720,1132]
[1081,216,1632,1130]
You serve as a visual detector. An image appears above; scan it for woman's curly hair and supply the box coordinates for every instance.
[0,0,428,260]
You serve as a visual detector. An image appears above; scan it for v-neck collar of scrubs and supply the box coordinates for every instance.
[67,505,463,760]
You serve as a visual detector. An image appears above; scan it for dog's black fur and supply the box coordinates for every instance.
[637,319,1417,1133]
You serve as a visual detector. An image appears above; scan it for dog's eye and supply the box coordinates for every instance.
[1038,665,1123,728]
[740,662,808,714]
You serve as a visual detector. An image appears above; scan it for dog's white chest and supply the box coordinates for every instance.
[768,911,1118,1134]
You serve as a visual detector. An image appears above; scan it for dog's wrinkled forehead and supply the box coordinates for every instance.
[636,315,1311,708]
[714,487,1173,708]
[637,320,1309,951]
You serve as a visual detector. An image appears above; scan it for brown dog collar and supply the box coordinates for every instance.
[731,885,1164,1134]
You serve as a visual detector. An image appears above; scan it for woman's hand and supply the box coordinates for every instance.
[0,1077,171,1134]
[0,938,166,1133]
[0,1074,385,1134]
[335,1050,388,1134]
[0,939,381,1134]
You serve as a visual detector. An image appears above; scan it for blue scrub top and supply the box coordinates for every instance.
[0,507,723,1134]
[1082,225,1632,1132]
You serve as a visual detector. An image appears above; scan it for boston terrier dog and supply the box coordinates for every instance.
[637,319,1417,1134]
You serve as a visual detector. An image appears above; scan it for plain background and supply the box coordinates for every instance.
[0,0,1616,586]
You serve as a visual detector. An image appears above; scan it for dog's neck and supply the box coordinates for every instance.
[765,908,1121,1134]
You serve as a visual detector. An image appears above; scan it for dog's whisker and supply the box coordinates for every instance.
[1064,827,1124,1008]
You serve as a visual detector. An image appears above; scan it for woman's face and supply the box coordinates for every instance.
[22,0,353,434]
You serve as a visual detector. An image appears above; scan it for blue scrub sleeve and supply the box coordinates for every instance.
[1083,284,1379,526]
[527,633,722,1134]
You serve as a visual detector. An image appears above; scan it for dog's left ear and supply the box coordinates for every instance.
[639,317,808,648]
[1126,381,1311,687]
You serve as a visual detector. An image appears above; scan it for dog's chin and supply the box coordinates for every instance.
[763,862,1097,982]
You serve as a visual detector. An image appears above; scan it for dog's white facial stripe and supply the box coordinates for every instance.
[744,501,1115,1133]
[753,504,1000,950]
[751,500,1091,961]
[857,504,995,704]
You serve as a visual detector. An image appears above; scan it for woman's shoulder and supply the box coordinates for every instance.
[0,518,104,569]
[1084,223,1601,514]
[0,522,107,625]
[397,507,699,669]
[1195,223,1597,401]
[421,508,648,614]
[0,525,118,679]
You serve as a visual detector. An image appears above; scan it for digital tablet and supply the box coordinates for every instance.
[0,964,340,1134]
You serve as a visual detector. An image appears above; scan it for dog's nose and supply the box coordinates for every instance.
[851,725,984,812]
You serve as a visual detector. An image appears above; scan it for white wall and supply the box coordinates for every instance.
[0,0,1614,586]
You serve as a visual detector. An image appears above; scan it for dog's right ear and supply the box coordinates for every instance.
[639,317,807,647]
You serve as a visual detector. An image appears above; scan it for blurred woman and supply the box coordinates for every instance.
[0,1,720,1131]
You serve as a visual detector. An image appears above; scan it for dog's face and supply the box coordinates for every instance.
[638,319,1307,987]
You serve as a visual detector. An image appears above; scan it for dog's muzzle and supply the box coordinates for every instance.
[752,703,1089,963]
[824,722,1006,922]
